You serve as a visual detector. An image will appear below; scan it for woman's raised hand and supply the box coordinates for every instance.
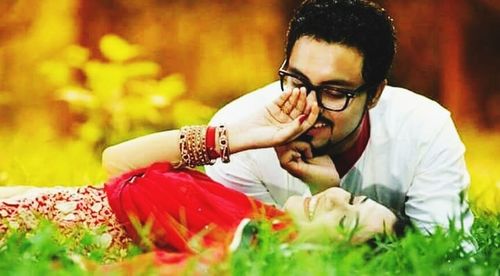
[228,87,319,152]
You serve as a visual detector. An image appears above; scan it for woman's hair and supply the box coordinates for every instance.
[364,208,410,247]
[391,208,411,237]
[285,0,396,98]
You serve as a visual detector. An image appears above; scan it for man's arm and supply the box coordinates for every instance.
[205,150,277,204]
[405,115,473,234]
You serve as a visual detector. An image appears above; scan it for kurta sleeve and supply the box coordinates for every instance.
[405,115,473,234]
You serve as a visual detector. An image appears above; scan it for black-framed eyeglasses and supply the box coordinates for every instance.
[278,63,368,112]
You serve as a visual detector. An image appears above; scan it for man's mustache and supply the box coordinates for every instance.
[306,114,334,131]
[297,115,334,157]
[296,133,332,157]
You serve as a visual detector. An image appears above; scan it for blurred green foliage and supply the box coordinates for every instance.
[39,34,215,150]
[0,219,142,275]
[0,213,497,275]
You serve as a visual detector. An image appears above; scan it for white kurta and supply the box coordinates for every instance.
[206,82,473,234]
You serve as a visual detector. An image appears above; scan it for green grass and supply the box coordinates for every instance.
[0,220,143,275]
[225,216,499,275]
[0,215,497,275]
[0,126,499,275]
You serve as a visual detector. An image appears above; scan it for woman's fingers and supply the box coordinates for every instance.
[267,87,293,123]
[282,87,301,114]
[275,144,299,164]
[273,88,292,108]
[302,91,320,128]
[290,141,314,159]
[297,87,308,112]
[289,87,307,119]
[267,87,318,138]
[274,141,314,177]
[271,90,319,144]
[278,87,309,122]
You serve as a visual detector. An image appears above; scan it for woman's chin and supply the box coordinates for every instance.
[283,199,306,227]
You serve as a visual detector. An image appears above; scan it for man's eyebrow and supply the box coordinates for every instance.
[287,66,359,88]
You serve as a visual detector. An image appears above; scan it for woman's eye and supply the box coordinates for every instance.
[339,215,347,228]
[348,194,355,205]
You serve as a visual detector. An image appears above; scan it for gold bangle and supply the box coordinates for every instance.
[217,125,230,163]
[177,126,215,168]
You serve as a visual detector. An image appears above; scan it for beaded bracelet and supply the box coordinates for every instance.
[217,125,230,163]
[178,126,208,167]
[177,125,230,167]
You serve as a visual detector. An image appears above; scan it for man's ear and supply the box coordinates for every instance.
[367,79,386,109]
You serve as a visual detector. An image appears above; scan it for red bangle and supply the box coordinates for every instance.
[205,126,219,160]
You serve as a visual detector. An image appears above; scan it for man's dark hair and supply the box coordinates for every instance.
[285,0,396,98]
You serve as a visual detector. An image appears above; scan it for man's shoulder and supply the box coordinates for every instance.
[371,86,453,140]
[376,86,450,123]
[210,82,281,124]
[377,86,449,116]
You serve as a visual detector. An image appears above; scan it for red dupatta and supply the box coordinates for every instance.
[104,162,288,254]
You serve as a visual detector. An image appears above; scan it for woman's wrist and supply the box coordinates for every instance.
[176,124,243,168]
[224,123,248,154]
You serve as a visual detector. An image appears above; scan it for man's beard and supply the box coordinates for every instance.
[297,133,333,156]
[297,108,367,157]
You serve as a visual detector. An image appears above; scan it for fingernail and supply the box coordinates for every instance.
[299,114,307,124]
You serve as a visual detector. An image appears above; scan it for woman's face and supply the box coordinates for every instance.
[284,187,397,243]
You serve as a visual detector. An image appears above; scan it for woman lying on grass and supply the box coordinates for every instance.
[0,88,405,272]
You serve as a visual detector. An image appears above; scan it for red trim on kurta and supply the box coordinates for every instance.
[331,112,371,178]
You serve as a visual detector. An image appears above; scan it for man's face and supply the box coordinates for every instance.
[287,36,369,153]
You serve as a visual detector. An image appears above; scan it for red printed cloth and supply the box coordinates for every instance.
[0,186,131,248]
[0,162,291,268]
[104,162,289,253]
[331,112,371,178]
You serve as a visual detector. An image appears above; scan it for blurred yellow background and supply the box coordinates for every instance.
[0,0,498,214]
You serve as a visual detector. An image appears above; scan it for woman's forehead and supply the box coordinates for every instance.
[360,198,396,220]
[323,186,349,196]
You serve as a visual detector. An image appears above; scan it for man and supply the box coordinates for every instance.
[206,0,473,235]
